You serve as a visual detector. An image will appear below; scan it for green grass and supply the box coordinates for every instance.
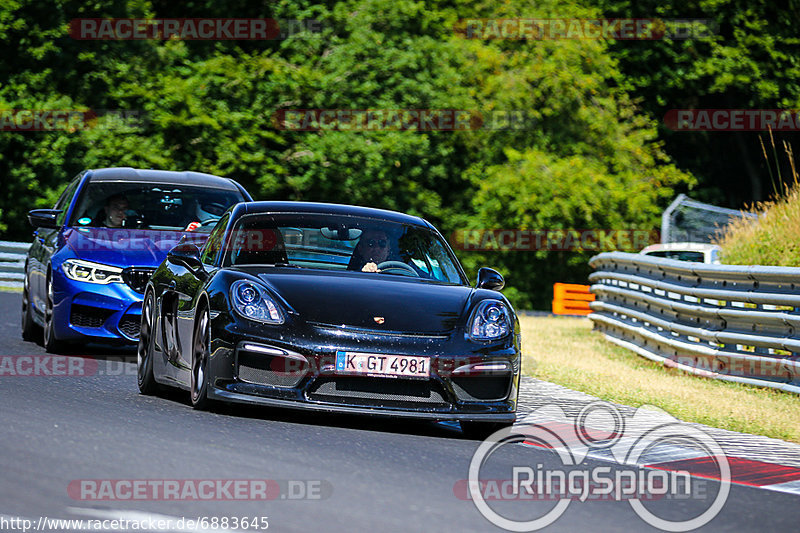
[521,315,800,443]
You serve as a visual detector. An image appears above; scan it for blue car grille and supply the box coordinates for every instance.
[118,315,141,339]
[122,268,155,293]
[70,304,114,328]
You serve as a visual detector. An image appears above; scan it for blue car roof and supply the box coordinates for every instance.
[87,167,244,191]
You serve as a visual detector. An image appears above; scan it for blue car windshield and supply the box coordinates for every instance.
[69,182,245,233]
[224,213,467,285]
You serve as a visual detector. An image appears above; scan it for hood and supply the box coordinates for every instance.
[64,227,209,268]
[255,270,473,334]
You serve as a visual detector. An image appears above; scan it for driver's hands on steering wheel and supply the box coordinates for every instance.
[367,260,420,276]
[185,217,221,232]
[361,262,380,273]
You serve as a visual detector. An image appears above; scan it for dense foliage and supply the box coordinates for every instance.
[597,0,800,204]
[1,0,795,307]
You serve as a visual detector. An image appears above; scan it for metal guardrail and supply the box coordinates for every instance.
[0,240,29,289]
[588,251,800,394]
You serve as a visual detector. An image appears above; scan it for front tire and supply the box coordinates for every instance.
[21,271,39,342]
[190,307,211,410]
[137,290,159,395]
[43,274,66,354]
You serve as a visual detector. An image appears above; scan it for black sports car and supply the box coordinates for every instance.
[138,201,520,435]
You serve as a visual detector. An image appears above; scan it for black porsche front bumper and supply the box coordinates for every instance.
[206,315,521,423]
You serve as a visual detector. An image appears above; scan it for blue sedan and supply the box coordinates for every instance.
[21,167,252,352]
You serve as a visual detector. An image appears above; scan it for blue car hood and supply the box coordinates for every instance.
[64,227,209,269]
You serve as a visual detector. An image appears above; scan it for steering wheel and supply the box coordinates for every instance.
[376,261,419,277]
[198,217,221,227]
[123,212,145,229]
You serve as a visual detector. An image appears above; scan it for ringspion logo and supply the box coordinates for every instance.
[466,402,730,531]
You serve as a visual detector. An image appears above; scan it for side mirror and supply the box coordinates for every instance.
[168,243,205,275]
[28,209,62,229]
[476,267,505,291]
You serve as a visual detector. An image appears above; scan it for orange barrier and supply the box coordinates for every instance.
[552,283,595,315]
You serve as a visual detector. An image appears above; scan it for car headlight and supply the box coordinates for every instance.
[468,299,511,341]
[230,280,284,324]
[61,259,124,284]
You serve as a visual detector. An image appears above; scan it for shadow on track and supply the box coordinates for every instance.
[147,385,470,441]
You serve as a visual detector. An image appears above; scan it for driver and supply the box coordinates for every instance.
[93,193,128,228]
[349,229,392,272]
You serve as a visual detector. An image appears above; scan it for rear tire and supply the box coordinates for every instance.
[137,290,159,395]
[21,272,39,342]
[190,308,211,410]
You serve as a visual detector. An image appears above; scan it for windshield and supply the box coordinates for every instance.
[68,181,246,233]
[223,213,467,285]
[644,250,706,262]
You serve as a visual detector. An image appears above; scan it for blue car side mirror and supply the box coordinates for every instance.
[28,209,62,229]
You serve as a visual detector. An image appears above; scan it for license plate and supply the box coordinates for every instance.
[335,351,430,379]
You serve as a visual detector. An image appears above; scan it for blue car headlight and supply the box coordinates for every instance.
[62,259,124,284]
[230,280,284,324]
[468,299,511,341]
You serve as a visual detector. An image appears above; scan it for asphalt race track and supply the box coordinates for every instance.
[1,291,798,532]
